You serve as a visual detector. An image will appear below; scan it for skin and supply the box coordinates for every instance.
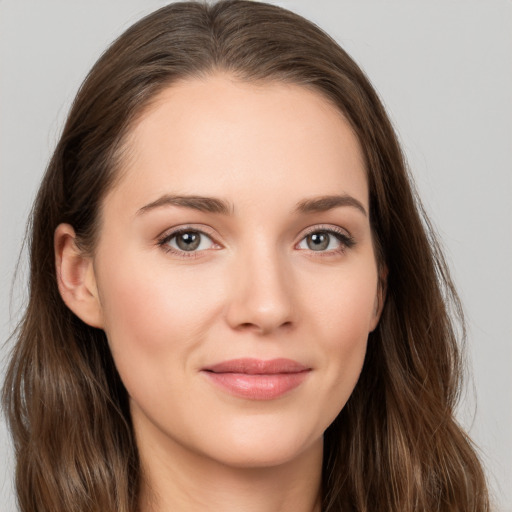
[55,74,384,512]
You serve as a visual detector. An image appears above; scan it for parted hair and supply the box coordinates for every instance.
[3,1,489,511]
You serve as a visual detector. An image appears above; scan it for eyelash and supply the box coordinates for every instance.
[298,225,355,255]
[157,226,218,259]
[157,224,355,259]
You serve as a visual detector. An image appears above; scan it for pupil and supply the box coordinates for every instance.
[177,232,200,251]
[308,232,329,251]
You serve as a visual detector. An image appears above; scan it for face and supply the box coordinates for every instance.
[89,75,383,469]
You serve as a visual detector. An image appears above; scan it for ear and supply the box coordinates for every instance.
[369,264,388,332]
[54,223,104,328]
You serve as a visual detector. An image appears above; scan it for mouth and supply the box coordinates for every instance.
[201,358,311,400]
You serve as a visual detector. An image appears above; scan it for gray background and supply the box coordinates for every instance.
[1,1,510,510]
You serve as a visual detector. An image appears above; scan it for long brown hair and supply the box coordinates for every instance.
[2,1,489,511]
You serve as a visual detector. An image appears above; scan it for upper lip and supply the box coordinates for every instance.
[202,358,310,374]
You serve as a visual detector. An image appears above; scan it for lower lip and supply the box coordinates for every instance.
[202,371,310,400]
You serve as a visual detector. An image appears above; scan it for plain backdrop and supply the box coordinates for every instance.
[1,1,511,510]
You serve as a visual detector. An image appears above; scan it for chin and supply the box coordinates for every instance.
[199,422,324,470]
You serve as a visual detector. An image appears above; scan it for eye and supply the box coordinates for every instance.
[160,229,217,253]
[297,229,354,252]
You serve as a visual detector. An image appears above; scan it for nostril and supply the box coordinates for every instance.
[235,320,294,334]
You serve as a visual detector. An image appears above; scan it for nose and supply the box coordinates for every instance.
[224,245,296,335]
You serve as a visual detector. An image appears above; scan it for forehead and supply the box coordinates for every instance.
[108,74,368,212]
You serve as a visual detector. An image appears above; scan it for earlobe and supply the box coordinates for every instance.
[54,223,104,328]
[369,265,388,332]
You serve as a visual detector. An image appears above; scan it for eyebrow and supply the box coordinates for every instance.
[137,193,367,217]
[295,195,367,217]
[137,195,233,216]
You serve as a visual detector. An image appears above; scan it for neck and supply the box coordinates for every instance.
[137,431,323,512]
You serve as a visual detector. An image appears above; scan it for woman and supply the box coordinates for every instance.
[2,1,489,511]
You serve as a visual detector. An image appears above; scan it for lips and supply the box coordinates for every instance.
[201,358,311,400]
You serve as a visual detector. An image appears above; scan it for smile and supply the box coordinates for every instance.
[201,358,311,400]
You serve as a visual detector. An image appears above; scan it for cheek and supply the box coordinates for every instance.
[306,260,378,342]
[95,254,224,372]
[303,261,378,404]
